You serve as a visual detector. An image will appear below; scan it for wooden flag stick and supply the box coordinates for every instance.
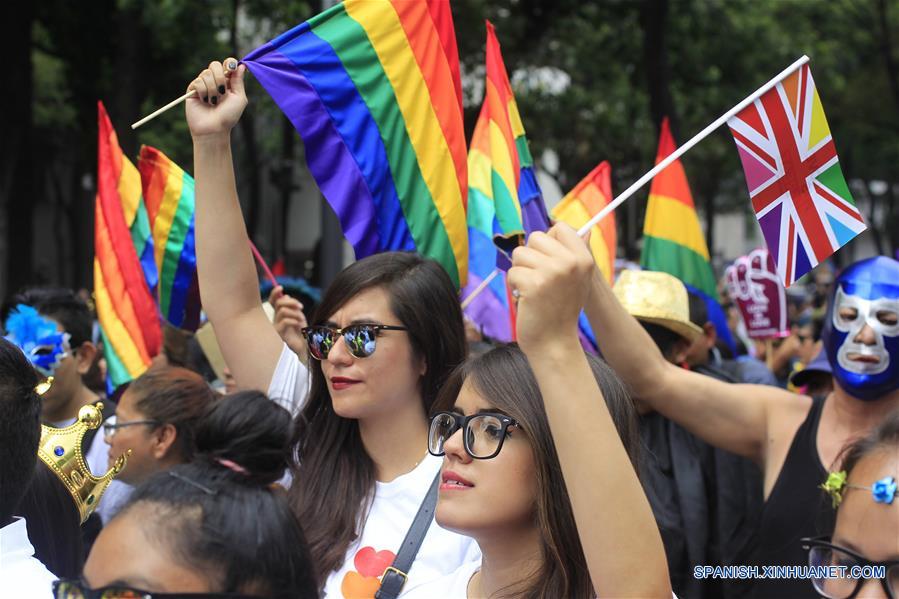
[131,89,197,130]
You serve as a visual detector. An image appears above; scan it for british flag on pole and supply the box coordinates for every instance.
[727,63,866,286]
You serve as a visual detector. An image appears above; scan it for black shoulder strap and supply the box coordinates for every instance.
[375,471,441,599]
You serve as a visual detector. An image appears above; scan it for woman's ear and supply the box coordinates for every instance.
[151,423,179,459]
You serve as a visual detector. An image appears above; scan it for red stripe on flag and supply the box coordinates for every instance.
[785,217,796,286]
[813,181,866,224]
[731,128,778,171]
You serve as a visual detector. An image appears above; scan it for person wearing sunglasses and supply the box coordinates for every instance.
[802,409,899,599]
[405,224,671,598]
[188,60,478,596]
[57,391,318,599]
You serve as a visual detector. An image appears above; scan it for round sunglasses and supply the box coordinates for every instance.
[301,323,408,360]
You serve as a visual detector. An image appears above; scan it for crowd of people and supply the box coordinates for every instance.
[1,58,897,599]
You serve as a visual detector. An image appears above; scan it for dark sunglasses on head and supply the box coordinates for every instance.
[301,324,407,360]
[53,579,256,598]
[428,411,519,460]
[801,536,899,599]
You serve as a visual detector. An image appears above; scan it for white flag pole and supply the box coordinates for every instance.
[461,269,500,309]
[462,56,810,310]
[575,55,810,236]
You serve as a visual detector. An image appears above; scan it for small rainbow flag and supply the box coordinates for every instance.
[481,20,549,252]
[94,102,161,388]
[138,146,201,331]
[463,110,514,341]
[641,117,718,299]
[242,0,468,288]
[552,161,617,282]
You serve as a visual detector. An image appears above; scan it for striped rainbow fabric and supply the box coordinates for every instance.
[481,20,549,253]
[462,109,514,341]
[242,0,468,288]
[94,102,161,388]
[552,161,617,282]
[641,117,718,299]
[138,146,201,331]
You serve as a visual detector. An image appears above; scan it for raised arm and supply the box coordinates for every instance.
[187,59,285,392]
[580,248,805,468]
[510,224,671,598]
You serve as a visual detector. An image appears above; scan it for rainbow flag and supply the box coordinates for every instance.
[462,110,513,341]
[461,22,549,340]
[552,161,617,282]
[641,117,718,299]
[482,20,549,253]
[242,0,468,288]
[94,102,161,388]
[138,146,201,331]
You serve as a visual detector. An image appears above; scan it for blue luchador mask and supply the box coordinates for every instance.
[822,257,899,401]
[4,304,71,378]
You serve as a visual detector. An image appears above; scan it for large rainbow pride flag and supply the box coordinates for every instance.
[552,161,617,282]
[641,117,718,299]
[242,0,468,288]
[94,102,161,388]
[138,146,201,331]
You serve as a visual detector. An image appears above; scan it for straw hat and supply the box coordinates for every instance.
[613,270,703,343]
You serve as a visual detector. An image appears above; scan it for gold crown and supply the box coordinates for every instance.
[38,403,130,524]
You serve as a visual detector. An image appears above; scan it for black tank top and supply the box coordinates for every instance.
[749,395,835,598]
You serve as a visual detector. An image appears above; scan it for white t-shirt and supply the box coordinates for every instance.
[0,518,56,598]
[402,558,479,599]
[267,344,481,598]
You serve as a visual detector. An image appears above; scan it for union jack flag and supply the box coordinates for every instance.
[727,64,866,286]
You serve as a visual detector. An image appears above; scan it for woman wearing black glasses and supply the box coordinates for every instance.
[55,391,318,599]
[104,367,216,491]
[188,60,477,596]
[406,224,672,598]
[802,410,899,599]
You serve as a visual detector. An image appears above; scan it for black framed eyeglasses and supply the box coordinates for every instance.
[301,324,408,360]
[53,579,256,598]
[102,419,161,437]
[801,536,899,599]
[428,411,519,460]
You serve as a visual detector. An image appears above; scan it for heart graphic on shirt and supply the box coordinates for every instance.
[340,571,381,599]
[353,546,396,578]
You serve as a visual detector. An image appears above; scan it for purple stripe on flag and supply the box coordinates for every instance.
[757,202,782,266]
[462,273,512,342]
[243,45,379,256]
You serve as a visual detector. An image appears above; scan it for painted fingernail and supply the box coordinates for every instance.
[218,85,225,94]
[227,60,237,70]
[203,96,208,103]
[211,96,218,105]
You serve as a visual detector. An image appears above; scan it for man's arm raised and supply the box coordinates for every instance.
[583,262,804,471]
[189,59,286,392]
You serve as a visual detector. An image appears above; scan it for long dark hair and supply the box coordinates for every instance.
[432,344,641,599]
[122,391,318,597]
[19,462,84,578]
[290,252,466,582]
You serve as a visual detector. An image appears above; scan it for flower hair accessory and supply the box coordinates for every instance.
[870,476,898,505]
[821,471,847,508]
[821,472,898,508]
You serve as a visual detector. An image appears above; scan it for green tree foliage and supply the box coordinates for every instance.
[9,0,896,295]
